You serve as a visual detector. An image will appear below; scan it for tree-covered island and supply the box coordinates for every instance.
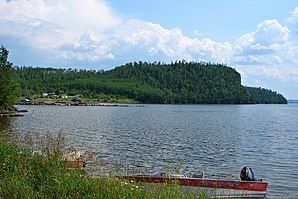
[16,61,286,104]
[0,46,287,107]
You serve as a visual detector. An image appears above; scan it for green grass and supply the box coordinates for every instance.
[0,137,209,199]
[20,93,139,104]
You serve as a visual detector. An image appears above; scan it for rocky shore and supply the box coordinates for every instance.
[0,107,28,117]
[15,100,144,107]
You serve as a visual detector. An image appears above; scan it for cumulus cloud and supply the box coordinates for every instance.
[231,17,298,87]
[113,20,233,63]
[235,19,289,61]
[0,0,121,54]
[1,1,298,97]
[2,0,295,69]
[228,8,298,99]
[232,16,298,99]
[0,0,293,69]
[288,7,298,25]
[0,0,235,65]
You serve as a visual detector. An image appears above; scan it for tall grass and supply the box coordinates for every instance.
[0,131,209,199]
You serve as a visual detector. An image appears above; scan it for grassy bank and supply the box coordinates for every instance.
[20,93,139,104]
[0,137,208,199]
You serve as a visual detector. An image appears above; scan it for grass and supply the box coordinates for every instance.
[21,93,139,104]
[0,132,209,199]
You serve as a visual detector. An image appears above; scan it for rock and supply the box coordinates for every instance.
[0,106,26,117]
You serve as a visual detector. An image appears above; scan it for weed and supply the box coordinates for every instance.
[0,131,209,198]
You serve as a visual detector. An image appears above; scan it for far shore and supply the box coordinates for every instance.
[1,101,144,117]
[15,100,145,107]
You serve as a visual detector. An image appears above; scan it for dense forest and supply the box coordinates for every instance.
[14,61,287,104]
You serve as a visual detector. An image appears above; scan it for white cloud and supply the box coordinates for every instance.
[238,65,298,83]
[288,7,298,25]
[1,1,298,97]
[0,0,234,64]
[235,19,289,58]
[105,53,115,60]
[0,0,121,50]
[255,20,289,45]
[229,10,298,98]
[113,20,233,63]
[232,18,298,87]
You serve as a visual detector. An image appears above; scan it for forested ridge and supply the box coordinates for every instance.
[15,61,287,104]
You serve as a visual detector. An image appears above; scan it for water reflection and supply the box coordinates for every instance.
[0,116,12,140]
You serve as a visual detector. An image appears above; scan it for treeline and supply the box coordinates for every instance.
[15,61,287,104]
[246,87,287,104]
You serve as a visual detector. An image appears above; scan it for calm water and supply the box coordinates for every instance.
[5,104,298,198]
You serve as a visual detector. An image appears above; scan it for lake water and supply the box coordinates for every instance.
[4,104,298,198]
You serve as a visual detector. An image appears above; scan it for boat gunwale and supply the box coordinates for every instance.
[121,176,268,192]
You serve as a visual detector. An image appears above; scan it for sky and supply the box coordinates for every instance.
[1,0,298,99]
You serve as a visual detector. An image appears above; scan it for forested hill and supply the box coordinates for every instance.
[15,61,287,104]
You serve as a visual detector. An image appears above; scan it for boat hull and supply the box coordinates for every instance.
[122,176,268,199]
[67,160,85,168]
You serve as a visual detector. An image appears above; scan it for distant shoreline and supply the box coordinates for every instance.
[15,99,291,106]
[15,100,144,107]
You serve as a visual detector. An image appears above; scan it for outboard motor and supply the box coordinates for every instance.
[240,167,261,181]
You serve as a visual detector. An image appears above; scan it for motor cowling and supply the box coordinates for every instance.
[240,167,257,181]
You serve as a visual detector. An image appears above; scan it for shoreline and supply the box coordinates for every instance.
[0,107,28,117]
[15,100,145,107]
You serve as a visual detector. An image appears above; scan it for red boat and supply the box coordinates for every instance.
[68,160,267,198]
[121,172,268,198]
[67,160,86,169]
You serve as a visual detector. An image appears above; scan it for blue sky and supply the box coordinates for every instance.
[1,0,298,99]
[109,0,297,41]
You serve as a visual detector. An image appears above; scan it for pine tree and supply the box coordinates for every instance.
[0,46,19,110]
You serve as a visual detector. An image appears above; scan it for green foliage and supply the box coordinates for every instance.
[0,46,19,109]
[15,61,286,104]
[0,141,205,199]
[246,87,287,104]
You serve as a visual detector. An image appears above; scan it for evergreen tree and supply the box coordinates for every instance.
[0,46,19,110]
[14,61,287,104]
